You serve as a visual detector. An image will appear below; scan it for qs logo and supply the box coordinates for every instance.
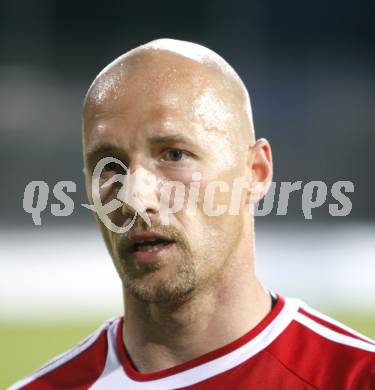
[82,157,153,234]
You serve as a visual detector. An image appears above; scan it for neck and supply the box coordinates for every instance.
[122,237,271,374]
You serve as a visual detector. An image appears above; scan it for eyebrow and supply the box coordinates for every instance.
[86,134,197,156]
[86,143,124,161]
[147,134,195,145]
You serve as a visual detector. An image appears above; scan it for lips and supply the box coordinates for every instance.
[121,231,176,262]
[132,238,174,253]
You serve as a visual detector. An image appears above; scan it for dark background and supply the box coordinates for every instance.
[1,0,374,227]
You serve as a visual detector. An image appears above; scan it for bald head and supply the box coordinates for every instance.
[83,39,255,148]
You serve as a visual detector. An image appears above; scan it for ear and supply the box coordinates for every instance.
[247,138,273,203]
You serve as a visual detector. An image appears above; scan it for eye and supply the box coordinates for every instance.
[103,161,126,174]
[162,149,187,162]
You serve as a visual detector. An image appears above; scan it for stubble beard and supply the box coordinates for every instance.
[122,255,197,303]
[113,223,198,304]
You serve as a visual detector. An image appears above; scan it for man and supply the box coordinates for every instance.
[11,39,374,389]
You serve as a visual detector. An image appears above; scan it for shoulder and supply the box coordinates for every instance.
[8,317,121,390]
[268,297,375,389]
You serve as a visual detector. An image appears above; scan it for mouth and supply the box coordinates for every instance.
[127,234,176,263]
[132,238,173,252]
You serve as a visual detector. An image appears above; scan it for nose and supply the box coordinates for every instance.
[118,164,160,223]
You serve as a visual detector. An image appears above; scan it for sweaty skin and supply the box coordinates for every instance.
[82,39,273,374]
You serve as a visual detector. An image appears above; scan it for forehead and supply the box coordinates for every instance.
[86,52,211,107]
[84,97,235,167]
[83,60,237,146]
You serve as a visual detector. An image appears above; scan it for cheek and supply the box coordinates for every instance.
[197,169,243,216]
[191,173,246,239]
[176,173,242,227]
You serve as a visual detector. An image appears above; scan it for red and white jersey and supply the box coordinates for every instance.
[9,295,375,389]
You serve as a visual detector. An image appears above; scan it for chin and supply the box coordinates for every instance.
[123,266,196,304]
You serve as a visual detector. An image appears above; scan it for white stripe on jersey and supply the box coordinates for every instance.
[299,302,375,344]
[295,311,375,353]
[90,298,301,389]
